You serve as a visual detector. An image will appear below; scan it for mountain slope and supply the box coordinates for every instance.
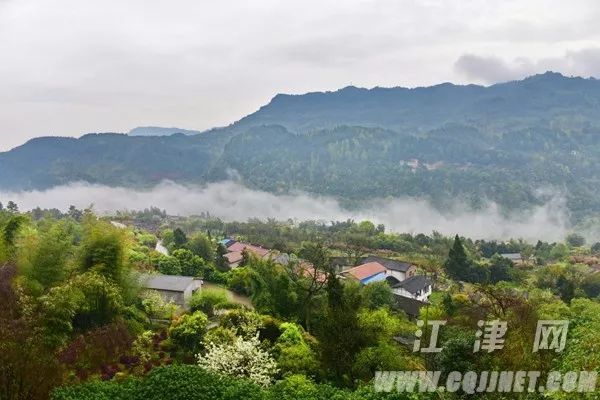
[1,72,600,223]
[233,72,600,133]
[128,126,203,136]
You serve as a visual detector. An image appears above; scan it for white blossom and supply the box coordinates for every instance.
[197,334,278,386]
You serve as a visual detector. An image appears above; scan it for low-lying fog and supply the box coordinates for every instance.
[0,181,576,242]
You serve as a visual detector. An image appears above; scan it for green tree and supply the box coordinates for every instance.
[488,254,514,283]
[273,323,318,377]
[168,311,208,356]
[361,281,394,310]
[187,232,215,261]
[556,275,575,304]
[565,233,586,247]
[79,219,129,284]
[156,255,182,275]
[20,221,73,291]
[444,235,471,281]
[189,288,229,317]
[315,278,363,385]
[6,200,18,213]
[173,228,188,248]
[215,242,230,271]
[172,248,206,276]
[41,272,124,346]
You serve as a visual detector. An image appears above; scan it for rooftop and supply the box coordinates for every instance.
[393,295,428,318]
[361,255,413,272]
[391,275,431,294]
[227,241,270,257]
[500,253,523,261]
[139,273,200,292]
[344,261,386,281]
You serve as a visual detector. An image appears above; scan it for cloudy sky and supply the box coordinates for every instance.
[2,0,600,150]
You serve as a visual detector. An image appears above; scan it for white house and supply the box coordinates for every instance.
[387,275,432,302]
[360,255,417,282]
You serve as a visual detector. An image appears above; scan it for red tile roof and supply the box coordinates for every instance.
[298,262,328,283]
[225,251,243,264]
[345,262,386,281]
[227,242,270,258]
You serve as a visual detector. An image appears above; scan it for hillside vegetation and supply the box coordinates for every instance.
[2,72,600,223]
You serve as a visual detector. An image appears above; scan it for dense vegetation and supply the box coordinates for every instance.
[2,204,600,399]
[2,73,600,227]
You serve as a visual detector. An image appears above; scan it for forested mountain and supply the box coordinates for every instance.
[128,126,203,136]
[2,72,600,223]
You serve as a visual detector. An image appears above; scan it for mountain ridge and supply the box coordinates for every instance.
[1,72,600,226]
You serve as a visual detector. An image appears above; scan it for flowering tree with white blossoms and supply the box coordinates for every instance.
[197,333,278,386]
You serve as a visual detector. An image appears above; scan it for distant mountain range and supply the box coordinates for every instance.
[128,126,203,136]
[1,72,600,225]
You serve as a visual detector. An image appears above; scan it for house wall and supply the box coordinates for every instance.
[151,281,202,308]
[387,270,407,282]
[155,289,186,306]
[385,265,417,282]
[183,280,203,304]
[392,285,432,302]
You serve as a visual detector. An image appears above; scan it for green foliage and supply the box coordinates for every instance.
[52,365,263,400]
[227,267,255,295]
[140,290,177,319]
[361,281,394,310]
[171,248,206,276]
[189,288,229,317]
[582,273,600,299]
[79,219,129,283]
[444,235,487,283]
[156,254,182,275]
[167,311,208,355]
[351,342,408,382]
[19,220,73,291]
[274,323,319,377]
[246,258,300,320]
[566,233,586,247]
[40,272,125,345]
[186,232,215,261]
[172,228,187,248]
[488,254,514,283]
[3,214,28,247]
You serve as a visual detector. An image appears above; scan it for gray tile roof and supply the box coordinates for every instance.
[391,275,431,294]
[500,253,522,261]
[139,273,199,292]
[393,295,428,318]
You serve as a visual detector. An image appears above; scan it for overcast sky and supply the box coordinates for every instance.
[2,0,600,151]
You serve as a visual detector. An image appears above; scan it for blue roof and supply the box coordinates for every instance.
[219,238,235,246]
[361,271,387,285]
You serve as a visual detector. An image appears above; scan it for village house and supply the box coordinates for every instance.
[386,275,432,302]
[500,253,525,265]
[341,262,388,284]
[219,238,273,269]
[360,255,417,281]
[139,273,202,308]
[339,255,432,302]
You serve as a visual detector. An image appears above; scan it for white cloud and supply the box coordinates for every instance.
[0,181,574,242]
[455,48,600,83]
[2,0,600,150]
